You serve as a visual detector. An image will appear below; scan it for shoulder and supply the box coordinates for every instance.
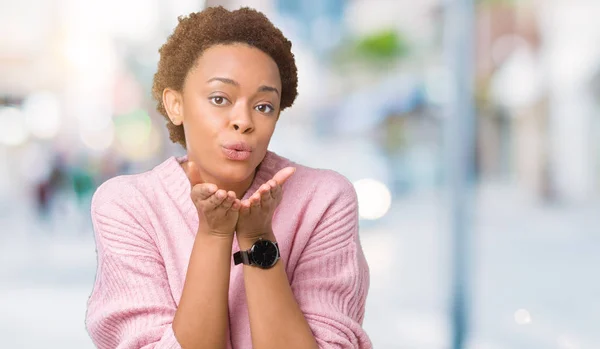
[267,151,357,205]
[90,155,177,217]
[89,164,169,255]
[91,172,152,214]
[298,166,357,203]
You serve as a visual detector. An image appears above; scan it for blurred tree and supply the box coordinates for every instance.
[330,28,410,73]
[354,29,409,62]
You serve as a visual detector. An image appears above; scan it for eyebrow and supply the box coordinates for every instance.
[257,85,280,96]
[207,77,279,96]
[207,77,239,86]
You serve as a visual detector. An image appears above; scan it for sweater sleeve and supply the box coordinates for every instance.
[85,180,182,349]
[290,174,372,349]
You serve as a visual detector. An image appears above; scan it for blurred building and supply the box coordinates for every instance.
[475,0,600,203]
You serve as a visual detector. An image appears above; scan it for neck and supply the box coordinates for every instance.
[217,172,256,200]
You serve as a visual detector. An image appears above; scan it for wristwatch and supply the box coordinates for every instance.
[233,238,280,269]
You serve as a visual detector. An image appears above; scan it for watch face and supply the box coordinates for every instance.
[250,240,279,268]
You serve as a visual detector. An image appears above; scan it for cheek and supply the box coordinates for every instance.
[258,121,277,140]
[184,103,225,135]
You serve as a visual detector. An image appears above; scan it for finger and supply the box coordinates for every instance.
[240,198,251,208]
[191,183,218,201]
[187,161,204,187]
[270,180,282,201]
[249,182,270,199]
[258,183,271,196]
[208,189,228,208]
[259,183,271,193]
[272,167,296,186]
[247,195,261,216]
[259,184,272,205]
[218,191,237,210]
[230,199,241,212]
[250,193,261,207]
[239,202,250,216]
[267,179,278,195]
[267,179,278,188]
[200,183,218,200]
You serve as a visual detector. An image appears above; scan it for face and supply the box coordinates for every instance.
[164,43,282,185]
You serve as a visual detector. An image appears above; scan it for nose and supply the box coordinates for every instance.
[230,105,254,134]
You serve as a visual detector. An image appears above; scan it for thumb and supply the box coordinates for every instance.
[272,167,296,187]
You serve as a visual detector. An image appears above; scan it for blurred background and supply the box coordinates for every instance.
[1,0,599,348]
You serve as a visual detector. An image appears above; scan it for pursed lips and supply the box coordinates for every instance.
[222,141,253,152]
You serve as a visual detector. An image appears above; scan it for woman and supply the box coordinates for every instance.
[85,6,371,349]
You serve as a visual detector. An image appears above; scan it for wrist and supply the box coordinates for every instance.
[197,222,235,240]
[236,230,276,250]
[195,229,235,246]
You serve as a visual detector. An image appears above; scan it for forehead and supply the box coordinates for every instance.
[189,44,281,88]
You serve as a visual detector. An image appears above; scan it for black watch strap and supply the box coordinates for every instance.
[233,250,251,265]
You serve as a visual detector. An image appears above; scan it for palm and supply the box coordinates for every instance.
[236,167,295,239]
[187,161,242,238]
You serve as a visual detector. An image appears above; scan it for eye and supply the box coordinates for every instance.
[209,96,229,106]
[255,104,274,114]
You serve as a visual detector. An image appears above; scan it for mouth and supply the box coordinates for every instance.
[222,141,253,152]
[221,141,253,161]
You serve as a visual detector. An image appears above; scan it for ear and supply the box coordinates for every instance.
[163,88,184,125]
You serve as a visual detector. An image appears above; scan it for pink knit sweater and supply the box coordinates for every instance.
[85,150,371,349]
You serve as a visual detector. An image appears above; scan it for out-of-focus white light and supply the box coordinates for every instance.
[105,0,159,41]
[22,92,62,139]
[490,45,543,109]
[80,122,114,151]
[76,105,113,132]
[557,335,580,349]
[114,110,161,161]
[19,142,52,184]
[115,110,151,149]
[514,309,532,325]
[0,107,29,146]
[353,178,392,220]
[64,34,116,82]
[118,125,162,161]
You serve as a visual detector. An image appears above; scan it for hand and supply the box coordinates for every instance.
[236,167,296,242]
[188,161,241,238]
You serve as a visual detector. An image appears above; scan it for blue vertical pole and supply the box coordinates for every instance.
[444,0,475,349]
